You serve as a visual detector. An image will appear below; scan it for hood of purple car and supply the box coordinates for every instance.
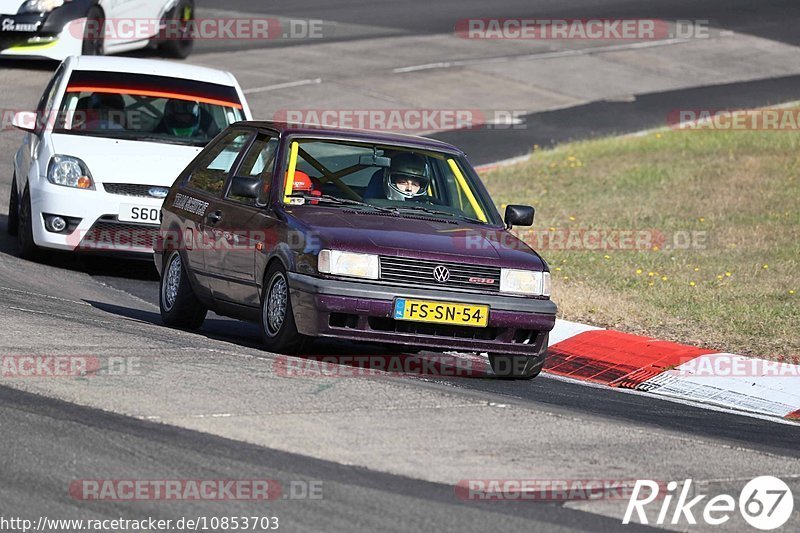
[288,206,546,271]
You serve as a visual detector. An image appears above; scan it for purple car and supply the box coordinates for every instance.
[154,122,555,379]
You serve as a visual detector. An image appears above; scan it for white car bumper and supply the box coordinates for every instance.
[30,178,164,255]
[0,18,84,60]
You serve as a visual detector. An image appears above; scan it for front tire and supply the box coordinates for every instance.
[17,186,41,260]
[160,250,207,330]
[488,351,546,380]
[158,0,195,59]
[260,262,308,353]
[82,7,106,56]
[7,175,19,236]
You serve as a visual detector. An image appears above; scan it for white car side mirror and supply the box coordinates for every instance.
[12,111,38,132]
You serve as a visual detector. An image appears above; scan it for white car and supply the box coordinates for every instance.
[7,55,252,258]
[0,0,195,60]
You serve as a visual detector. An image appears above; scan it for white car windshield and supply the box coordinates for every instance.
[52,71,245,146]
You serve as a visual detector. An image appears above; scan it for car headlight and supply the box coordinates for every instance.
[500,269,550,297]
[47,155,95,190]
[18,0,64,13]
[318,249,380,280]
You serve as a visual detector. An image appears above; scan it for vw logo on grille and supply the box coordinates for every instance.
[148,187,170,199]
[432,265,451,283]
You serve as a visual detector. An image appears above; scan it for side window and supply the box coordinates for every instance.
[228,134,279,205]
[35,64,66,134]
[187,131,251,195]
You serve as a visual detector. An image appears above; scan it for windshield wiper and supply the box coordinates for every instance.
[289,193,399,214]
[393,204,485,224]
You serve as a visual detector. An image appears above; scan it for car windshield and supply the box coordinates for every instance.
[282,139,502,225]
[52,71,245,146]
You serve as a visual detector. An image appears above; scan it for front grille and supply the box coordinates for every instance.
[78,217,159,250]
[379,256,501,292]
[103,183,166,198]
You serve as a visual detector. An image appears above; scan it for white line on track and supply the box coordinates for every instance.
[6,306,112,325]
[0,286,90,306]
[244,78,322,94]
[392,37,698,73]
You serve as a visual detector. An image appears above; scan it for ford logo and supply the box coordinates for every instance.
[148,187,170,199]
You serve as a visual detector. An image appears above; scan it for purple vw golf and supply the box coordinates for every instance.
[155,122,555,379]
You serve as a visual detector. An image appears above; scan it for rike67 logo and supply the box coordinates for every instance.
[623,476,794,530]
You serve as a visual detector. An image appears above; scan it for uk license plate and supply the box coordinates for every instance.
[119,204,161,224]
[393,298,489,328]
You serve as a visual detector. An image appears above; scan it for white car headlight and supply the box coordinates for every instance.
[318,250,380,280]
[500,269,550,297]
[18,0,64,13]
[47,155,95,190]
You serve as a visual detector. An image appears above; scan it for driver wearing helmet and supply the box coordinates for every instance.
[384,153,431,202]
[162,99,202,137]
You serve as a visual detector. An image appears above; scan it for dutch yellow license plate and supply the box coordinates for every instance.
[393,298,489,328]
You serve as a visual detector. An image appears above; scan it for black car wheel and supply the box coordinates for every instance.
[260,262,308,353]
[82,6,105,56]
[7,175,19,236]
[488,351,546,380]
[158,0,195,59]
[160,250,207,330]
[17,186,41,260]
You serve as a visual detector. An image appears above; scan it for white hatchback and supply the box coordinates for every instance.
[7,55,252,258]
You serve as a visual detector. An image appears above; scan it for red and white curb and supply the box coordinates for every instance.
[546,320,800,422]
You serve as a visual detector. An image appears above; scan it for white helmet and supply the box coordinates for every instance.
[384,153,430,201]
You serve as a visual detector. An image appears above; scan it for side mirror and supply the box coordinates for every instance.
[229,176,261,199]
[504,204,534,228]
[12,111,37,132]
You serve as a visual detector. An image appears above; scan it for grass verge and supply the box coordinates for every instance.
[480,119,799,360]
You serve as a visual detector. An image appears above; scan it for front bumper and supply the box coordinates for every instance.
[0,13,83,60]
[288,272,556,356]
[30,179,162,255]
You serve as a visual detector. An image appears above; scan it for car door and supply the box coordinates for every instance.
[206,132,280,307]
[181,129,253,295]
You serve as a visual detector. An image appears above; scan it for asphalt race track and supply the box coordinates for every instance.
[1,1,799,531]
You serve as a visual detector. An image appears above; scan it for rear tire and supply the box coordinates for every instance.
[82,7,105,56]
[488,351,546,380]
[259,262,308,354]
[7,175,19,236]
[160,250,207,330]
[158,0,195,59]
[17,186,41,261]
